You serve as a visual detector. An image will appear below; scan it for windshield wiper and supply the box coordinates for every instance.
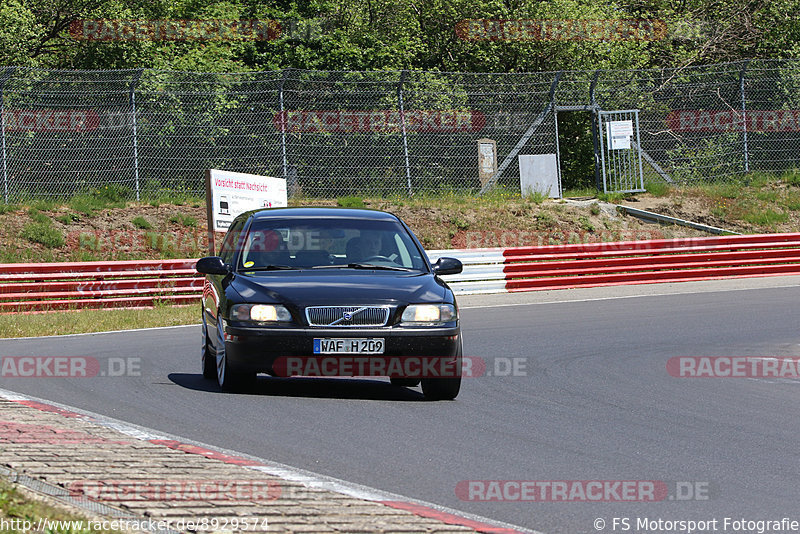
[309,264,350,269]
[240,264,298,271]
[310,263,415,272]
[346,263,415,272]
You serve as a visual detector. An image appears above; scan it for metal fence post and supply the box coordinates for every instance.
[589,70,602,190]
[739,60,751,173]
[398,70,412,196]
[129,69,144,201]
[0,93,5,204]
[0,67,16,204]
[0,80,7,204]
[279,70,288,181]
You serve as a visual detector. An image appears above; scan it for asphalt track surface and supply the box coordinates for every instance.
[2,276,800,533]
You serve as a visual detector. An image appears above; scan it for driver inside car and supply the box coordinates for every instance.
[360,231,382,259]
[346,231,384,263]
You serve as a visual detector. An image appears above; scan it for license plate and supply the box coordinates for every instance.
[313,338,385,354]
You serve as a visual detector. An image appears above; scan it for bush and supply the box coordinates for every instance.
[645,181,671,197]
[168,213,197,227]
[782,169,800,187]
[27,208,50,224]
[132,216,153,229]
[524,190,548,204]
[337,196,365,208]
[92,184,131,203]
[597,192,625,203]
[21,222,65,248]
[451,216,469,229]
[55,213,81,224]
[743,209,788,226]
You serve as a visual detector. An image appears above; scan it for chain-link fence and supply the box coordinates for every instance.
[1,60,798,201]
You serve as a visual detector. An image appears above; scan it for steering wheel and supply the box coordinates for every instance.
[362,255,395,263]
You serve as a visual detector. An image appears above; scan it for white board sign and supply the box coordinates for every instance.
[519,154,561,198]
[479,143,495,173]
[477,138,497,187]
[607,120,633,150]
[206,169,287,234]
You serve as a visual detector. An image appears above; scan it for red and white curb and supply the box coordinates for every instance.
[0,387,542,534]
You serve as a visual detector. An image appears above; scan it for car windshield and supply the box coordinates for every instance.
[237,218,428,271]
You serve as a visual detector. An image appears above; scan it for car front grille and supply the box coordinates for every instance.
[305,306,391,327]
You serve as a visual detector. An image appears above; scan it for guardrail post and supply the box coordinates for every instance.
[739,60,751,174]
[129,69,144,201]
[0,67,16,204]
[398,70,412,196]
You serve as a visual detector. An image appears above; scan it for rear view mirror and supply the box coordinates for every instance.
[196,256,230,275]
[432,257,463,276]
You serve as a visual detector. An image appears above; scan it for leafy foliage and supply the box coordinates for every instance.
[2,0,798,71]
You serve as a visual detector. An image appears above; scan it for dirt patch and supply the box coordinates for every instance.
[0,203,207,263]
[616,181,800,235]
[0,193,737,263]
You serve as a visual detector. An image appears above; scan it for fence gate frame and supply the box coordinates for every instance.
[596,109,645,194]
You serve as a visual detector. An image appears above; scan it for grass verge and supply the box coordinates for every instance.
[0,476,120,533]
[0,305,199,339]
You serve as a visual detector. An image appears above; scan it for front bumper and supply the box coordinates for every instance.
[223,324,460,376]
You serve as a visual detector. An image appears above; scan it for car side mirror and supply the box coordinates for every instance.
[432,257,462,276]
[196,256,230,275]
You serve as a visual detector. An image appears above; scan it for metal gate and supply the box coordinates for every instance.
[597,110,644,193]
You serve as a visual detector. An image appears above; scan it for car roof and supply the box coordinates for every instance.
[246,207,400,222]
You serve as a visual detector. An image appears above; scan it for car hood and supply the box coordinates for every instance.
[231,270,449,306]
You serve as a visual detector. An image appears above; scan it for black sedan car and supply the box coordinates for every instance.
[196,207,464,400]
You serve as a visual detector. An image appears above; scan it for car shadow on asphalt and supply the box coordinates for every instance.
[167,373,428,401]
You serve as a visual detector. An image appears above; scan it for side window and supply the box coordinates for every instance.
[219,218,246,265]
[393,234,412,267]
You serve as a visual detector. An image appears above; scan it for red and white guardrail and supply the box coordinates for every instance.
[427,232,800,295]
[0,259,201,313]
[3,233,800,313]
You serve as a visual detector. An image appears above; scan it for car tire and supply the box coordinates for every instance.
[390,378,420,387]
[214,311,254,392]
[201,314,216,379]
[420,338,462,401]
[421,376,461,400]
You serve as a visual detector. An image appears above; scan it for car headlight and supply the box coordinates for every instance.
[232,304,292,322]
[401,304,457,325]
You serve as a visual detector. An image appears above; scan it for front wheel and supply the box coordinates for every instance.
[421,376,461,400]
[201,314,215,379]
[214,312,254,392]
[420,338,462,401]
